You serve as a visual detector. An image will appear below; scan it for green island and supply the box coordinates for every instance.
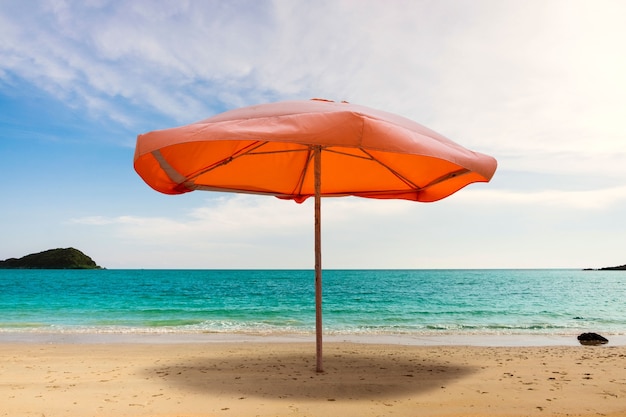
[0,248,102,269]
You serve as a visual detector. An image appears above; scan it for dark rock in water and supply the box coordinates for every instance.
[0,247,102,269]
[577,332,608,346]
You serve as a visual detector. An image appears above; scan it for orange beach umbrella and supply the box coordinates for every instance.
[134,99,497,371]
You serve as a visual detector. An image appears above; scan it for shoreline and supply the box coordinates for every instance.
[2,330,625,347]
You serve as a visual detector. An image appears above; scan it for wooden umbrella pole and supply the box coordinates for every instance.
[314,145,323,373]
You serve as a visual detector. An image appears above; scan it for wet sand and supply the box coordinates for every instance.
[1,340,625,417]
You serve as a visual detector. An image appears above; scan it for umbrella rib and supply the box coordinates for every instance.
[421,168,471,189]
[291,147,314,198]
[189,184,296,197]
[248,148,310,156]
[324,148,372,160]
[358,148,423,191]
[186,143,310,183]
[324,147,423,190]
[184,141,269,182]
[152,149,189,185]
[356,149,471,194]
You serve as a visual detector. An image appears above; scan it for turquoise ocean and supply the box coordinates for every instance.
[0,269,624,337]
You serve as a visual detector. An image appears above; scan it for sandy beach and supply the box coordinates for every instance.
[1,339,625,417]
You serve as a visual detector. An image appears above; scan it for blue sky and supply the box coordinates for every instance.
[1,0,625,269]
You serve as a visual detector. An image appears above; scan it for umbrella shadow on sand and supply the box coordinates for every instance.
[147,345,477,400]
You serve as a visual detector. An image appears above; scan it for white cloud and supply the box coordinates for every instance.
[73,195,308,244]
[74,181,626,244]
[454,185,626,210]
[3,0,626,269]
[378,1,626,178]
[3,0,626,156]
[68,182,626,268]
[2,1,622,178]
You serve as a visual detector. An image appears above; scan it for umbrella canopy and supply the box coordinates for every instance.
[134,99,497,371]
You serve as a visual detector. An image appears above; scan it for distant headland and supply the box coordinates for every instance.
[0,248,102,269]
[583,264,626,271]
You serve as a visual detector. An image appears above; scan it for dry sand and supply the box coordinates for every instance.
[1,341,625,417]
